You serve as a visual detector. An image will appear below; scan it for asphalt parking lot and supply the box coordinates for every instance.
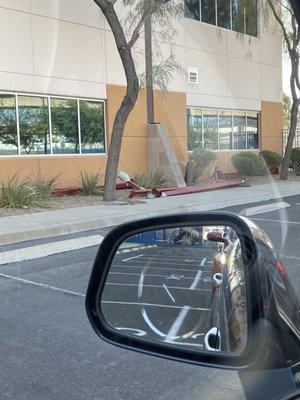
[102,244,215,349]
[0,194,299,400]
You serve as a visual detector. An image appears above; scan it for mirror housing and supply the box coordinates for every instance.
[86,212,268,370]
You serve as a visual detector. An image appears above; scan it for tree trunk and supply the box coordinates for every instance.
[93,0,140,202]
[280,100,299,180]
[103,86,139,201]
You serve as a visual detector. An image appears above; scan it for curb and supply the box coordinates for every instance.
[1,185,300,246]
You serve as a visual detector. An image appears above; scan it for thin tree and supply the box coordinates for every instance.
[93,0,182,201]
[266,0,300,180]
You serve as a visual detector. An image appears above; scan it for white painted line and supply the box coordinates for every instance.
[106,282,210,292]
[200,258,207,266]
[0,272,85,297]
[240,201,290,217]
[109,271,203,280]
[163,284,176,302]
[189,271,202,289]
[112,264,210,273]
[0,235,104,265]
[142,308,166,337]
[282,254,300,261]
[122,254,144,262]
[138,271,144,298]
[164,306,190,342]
[101,300,210,311]
[251,217,300,225]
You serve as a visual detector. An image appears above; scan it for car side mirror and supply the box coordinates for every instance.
[86,212,265,369]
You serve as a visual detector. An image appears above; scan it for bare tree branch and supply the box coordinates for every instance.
[267,0,293,54]
[127,0,170,49]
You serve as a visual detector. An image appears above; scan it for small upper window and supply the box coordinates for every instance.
[232,0,245,34]
[201,0,216,25]
[185,0,200,20]
[217,0,231,29]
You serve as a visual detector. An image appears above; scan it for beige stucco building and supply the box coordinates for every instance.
[0,0,283,187]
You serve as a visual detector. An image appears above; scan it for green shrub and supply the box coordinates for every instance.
[188,147,217,182]
[259,150,283,171]
[291,147,300,166]
[133,168,169,189]
[32,173,60,200]
[0,175,33,208]
[78,171,103,196]
[231,152,268,176]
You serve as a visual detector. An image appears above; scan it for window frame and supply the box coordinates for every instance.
[0,91,107,158]
[187,106,260,152]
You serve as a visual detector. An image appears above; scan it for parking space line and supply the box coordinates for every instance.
[122,254,144,262]
[251,217,300,225]
[0,272,85,298]
[102,300,210,311]
[200,258,207,266]
[109,271,203,280]
[164,306,190,342]
[163,284,176,302]
[106,283,210,291]
[189,271,202,289]
[111,264,211,273]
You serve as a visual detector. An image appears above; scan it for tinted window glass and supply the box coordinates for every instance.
[247,112,259,149]
[203,109,218,150]
[233,112,246,149]
[185,0,200,20]
[201,0,216,25]
[219,110,232,150]
[18,96,50,155]
[0,94,18,155]
[187,108,202,151]
[217,0,231,29]
[232,0,245,33]
[51,98,79,154]
[246,0,257,36]
[79,100,105,154]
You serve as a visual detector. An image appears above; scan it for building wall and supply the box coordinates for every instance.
[260,101,283,154]
[0,1,284,187]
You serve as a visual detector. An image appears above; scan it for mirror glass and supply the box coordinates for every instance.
[100,225,247,354]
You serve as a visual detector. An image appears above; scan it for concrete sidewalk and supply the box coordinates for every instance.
[1,181,300,245]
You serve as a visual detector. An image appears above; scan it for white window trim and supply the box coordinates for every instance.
[0,91,107,158]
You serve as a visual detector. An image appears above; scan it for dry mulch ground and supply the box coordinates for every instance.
[1,173,299,218]
[0,189,145,218]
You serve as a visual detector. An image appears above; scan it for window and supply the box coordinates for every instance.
[51,98,79,154]
[184,0,258,37]
[247,112,259,149]
[233,112,247,149]
[245,0,258,36]
[0,93,106,157]
[201,0,216,25]
[203,109,218,150]
[187,108,202,150]
[232,0,245,34]
[79,100,105,154]
[18,96,50,155]
[0,94,18,155]
[187,107,259,151]
[217,0,231,29]
[219,110,232,150]
[185,0,200,20]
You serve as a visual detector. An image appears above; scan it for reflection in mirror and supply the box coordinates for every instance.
[101,225,247,354]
